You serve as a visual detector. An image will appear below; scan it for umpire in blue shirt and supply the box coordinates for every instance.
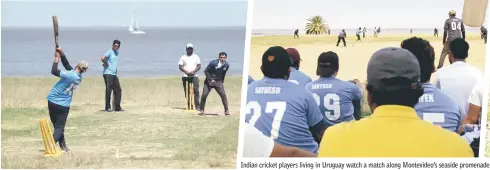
[199,52,230,116]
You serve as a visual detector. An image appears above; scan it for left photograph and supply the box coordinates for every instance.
[1,0,248,168]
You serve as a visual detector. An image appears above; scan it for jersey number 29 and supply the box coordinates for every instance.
[312,93,341,121]
[246,101,286,139]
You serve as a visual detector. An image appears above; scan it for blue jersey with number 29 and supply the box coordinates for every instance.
[245,77,324,154]
[47,70,82,107]
[305,77,362,126]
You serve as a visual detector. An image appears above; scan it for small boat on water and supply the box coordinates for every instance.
[129,11,145,35]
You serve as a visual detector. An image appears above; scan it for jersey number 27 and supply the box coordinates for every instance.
[246,101,286,139]
[312,93,341,121]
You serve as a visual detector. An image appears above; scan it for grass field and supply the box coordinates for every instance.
[1,76,243,168]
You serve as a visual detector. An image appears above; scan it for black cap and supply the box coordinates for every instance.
[262,46,291,78]
[367,47,421,91]
[316,51,339,76]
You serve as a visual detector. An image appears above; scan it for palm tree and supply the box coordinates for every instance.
[305,15,328,35]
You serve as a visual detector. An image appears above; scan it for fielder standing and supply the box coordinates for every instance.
[101,40,124,112]
[481,26,487,44]
[438,10,465,69]
[47,47,88,152]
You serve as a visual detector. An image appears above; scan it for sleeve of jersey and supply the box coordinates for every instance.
[305,92,324,127]
[59,70,70,79]
[352,84,363,100]
[242,123,275,157]
[104,50,111,59]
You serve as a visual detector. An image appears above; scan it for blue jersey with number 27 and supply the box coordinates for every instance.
[245,77,324,154]
[305,77,363,126]
[47,70,82,107]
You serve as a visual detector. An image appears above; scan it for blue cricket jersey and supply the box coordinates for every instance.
[47,70,82,107]
[305,77,363,126]
[414,83,461,132]
[245,77,324,153]
[103,49,119,75]
[288,67,312,87]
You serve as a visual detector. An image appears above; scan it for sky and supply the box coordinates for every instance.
[1,0,248,27]
[252,0,489,29]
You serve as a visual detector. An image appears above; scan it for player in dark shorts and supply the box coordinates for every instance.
[481,26,487,44]
[438,10,465,69]
[336,29,347,47]
[434,28,439,37]
[294,29,299,39]
[356,28,361,41]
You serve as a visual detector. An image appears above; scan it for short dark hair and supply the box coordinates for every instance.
[113,40,121,45]
[401,37,435,83]
[219,52,227,57]
[367,82,423,107]
[449,38,469,59]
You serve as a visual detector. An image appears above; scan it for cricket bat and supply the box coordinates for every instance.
[52,15,59,48]
[463,0,488,27]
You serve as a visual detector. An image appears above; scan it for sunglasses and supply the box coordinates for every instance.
[114,44,120,47]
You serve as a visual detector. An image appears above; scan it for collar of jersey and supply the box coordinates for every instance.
[290,67,297,72]
[422,82,435,88]
[451,61,466,65]
[371,105,419,119]
[264,77,288,83]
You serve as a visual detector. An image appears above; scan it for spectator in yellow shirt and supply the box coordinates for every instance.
[318,47,474,157]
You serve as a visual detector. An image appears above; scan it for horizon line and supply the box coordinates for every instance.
[2,25,246,29]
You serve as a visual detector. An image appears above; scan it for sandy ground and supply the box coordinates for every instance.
[249,33,488,157]
[248,34,486,82]
[1,77,242,168]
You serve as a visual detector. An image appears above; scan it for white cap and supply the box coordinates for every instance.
[186,43,194,48]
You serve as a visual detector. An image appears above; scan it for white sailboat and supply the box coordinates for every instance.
[129,12,145,35]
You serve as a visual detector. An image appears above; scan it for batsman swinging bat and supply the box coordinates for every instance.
[463,0,488,27]
[40,118,61,156]
[52,15,59,48]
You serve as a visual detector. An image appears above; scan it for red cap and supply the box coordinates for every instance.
[286,48,301,62]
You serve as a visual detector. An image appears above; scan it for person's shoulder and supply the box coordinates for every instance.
[192,54,200,58]
[427,124,473,151]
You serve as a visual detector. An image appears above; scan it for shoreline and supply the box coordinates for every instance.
[1,75,244,79]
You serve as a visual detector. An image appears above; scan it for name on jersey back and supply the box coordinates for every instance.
[311,84,333,89]
[418,94,435,103]
[255,87,281,94]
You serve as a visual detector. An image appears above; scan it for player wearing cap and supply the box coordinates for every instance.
[336,30,347,47]
[178,43,201,110]
[401,37,461,133]
[101,40,124,112]
[245,46,328,154]
[438,10,465,69]
[48,47,88,152]
[434,38,482,122]
[286,48,312,87]
[318,47,473,157]
[305,51,363,126]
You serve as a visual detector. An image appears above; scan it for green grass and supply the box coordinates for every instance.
[1,76,243,168]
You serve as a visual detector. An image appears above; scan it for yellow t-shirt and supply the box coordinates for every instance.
[318,105,474,157]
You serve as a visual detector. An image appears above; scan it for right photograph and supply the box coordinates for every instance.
[243,0,488,157]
